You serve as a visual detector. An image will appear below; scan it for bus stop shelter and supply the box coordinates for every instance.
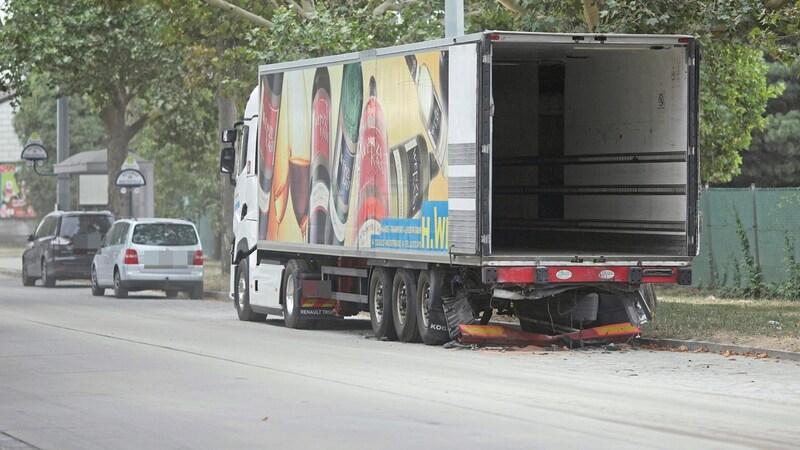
[53,149,154,218]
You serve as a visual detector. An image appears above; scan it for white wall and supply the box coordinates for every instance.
[0,102,23,163]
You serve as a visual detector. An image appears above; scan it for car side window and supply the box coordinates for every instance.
[114,223,130,245]
[102,224,118,247]
[37,217,55,239]
[34,218,48,239]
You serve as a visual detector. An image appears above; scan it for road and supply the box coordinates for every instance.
[2,273,800,449]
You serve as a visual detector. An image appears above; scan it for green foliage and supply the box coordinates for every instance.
[483,0,795,183]
[729,55,800,187]
[246,2,444,65]
[700,41,783,183]
[776,232,800,299]
[130,86,220,230]
[0,0,188,218]
[12,77,107,217]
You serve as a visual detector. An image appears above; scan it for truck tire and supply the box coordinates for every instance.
[282,259,312,329]
[392,269,421,343]
[369,266,397,341]
[416,269,450,345]
[235,259,266,321]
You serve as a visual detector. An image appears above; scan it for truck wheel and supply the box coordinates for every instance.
[392,269,421,343]
[91,266,104,296]
[416,269,450,345]
[282,259,312,329]
[235,259,266,321]
[369,266,397,341]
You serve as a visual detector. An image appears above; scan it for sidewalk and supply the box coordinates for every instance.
[0,251,228,300]
[0,253,21,274]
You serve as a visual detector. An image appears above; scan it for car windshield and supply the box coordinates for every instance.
[132,223,198,246]
[60,215,114,237]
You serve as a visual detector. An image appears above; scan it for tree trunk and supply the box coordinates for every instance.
[216,86,237,275]
[103,102,130,219]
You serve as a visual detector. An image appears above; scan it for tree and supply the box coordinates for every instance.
[728,55,800,186]
[0,0,186,218]
[486,0,798,183]
[12,76,107,217]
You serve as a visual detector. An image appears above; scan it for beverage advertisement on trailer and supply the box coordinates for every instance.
[257,49,450,253]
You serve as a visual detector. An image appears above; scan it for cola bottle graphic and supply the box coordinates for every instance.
[389,134,439,219]
[309,67,332,244]
[352,77,390,248]
[405,54,448,175]
[326,63,364,245]
[258,73,283,240]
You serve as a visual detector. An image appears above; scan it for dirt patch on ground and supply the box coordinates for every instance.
[698,331,800,353]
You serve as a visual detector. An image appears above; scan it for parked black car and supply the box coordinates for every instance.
[22,211,115,287]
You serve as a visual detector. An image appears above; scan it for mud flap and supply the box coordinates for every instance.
[300,279,337,319]
[442,293,479,340]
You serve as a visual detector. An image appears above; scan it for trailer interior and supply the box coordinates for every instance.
[490,39,693,258]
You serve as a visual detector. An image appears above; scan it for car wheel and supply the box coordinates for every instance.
[235,259,266,321]
[41,259,55,288]
[392,269,420,343]
[369,266,397,341]
[91,266,104,296]
[282,259,313,329]
[21,259,34,286]
[165,290,179,298]
[113,269,128,299]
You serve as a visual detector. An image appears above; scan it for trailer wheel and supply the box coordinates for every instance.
[416,270,450,345]
[392,269,421,343]
[369,266,397,341]
[282,259,312,329]
[235,259,266,322]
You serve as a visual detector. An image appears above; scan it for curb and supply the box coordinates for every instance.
[1,267,230,302]
[205,291,230,301]
[638,338,800,362]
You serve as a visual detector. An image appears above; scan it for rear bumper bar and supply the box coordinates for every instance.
[483,265,691,285]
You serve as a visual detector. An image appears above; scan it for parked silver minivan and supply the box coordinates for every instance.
[91,218,204,298]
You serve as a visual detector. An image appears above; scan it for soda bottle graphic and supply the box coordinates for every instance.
[405,54,448,175]
[388,134,439,219]
[258,73,283,240]
[309,67,332,244]
[327,63,363,245]
[353,77,390,248]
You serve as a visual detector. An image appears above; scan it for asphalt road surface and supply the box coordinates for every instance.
[2,274,800,449]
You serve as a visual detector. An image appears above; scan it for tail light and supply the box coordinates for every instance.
[192,250,204,266]
[52,236,72,247]
[124,249,139,265]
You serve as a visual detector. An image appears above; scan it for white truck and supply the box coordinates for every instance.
[219,31,699,345]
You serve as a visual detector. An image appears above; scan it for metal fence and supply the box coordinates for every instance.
[693,186,800,288]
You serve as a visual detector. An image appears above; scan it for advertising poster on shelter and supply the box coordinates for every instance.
[257,49,450,252]
[0,164,35,218]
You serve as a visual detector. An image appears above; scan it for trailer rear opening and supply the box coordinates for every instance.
[491,39,695,258]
